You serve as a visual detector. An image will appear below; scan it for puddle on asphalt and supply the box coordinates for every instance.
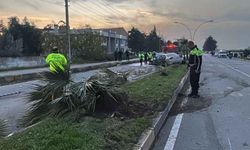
[169,94,212,116]
[170,71,250,116]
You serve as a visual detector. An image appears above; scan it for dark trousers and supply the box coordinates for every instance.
[190,68,201,95]
[144,57,148,64]
[140,59,143,66]
[126,55,129,60]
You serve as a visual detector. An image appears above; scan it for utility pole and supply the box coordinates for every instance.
[0,20,3,36]
[65,0,71,63]
[159,37,161,52]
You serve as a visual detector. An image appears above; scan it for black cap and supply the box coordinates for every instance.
[52,46,58,53]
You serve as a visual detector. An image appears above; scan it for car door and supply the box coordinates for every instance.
[175,54,182,63]
[170,54,177,63]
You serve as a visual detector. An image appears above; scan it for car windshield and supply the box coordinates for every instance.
[166,53,177,57]
[155,53,166,59]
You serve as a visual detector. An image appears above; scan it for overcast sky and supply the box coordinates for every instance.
[1,0,250,49]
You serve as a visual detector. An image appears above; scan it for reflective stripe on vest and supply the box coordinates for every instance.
[191,48,204,56]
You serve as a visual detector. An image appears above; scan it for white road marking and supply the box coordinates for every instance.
[227,137,233,150]
[216,60,250,78]
[238,93,244,97]
[227,87,233,90]
[164,113,184,150]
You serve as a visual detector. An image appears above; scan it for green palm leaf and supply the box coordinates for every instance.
[0,120,7,138]
[21,67,129,126]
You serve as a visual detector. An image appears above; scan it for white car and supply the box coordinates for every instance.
[164,53,184,64]
[218,53,227,58]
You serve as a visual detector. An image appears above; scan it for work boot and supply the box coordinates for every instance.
[188,93,195,97]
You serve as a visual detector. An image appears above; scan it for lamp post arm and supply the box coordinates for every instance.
[175,22,193,40]
[193,20,213,41]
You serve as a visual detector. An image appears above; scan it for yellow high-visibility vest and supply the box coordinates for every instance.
[46,53,68,72]
[191,48,204,56]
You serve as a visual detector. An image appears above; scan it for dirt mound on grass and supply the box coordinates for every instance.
[127,101,154,117]
[94,87,154,119]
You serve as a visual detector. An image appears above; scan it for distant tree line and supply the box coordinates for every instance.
[128,26,164,53]
[203,36,217,52]
[42,26,106,62]
[0,17,42,56]
[243,48,250,57]
[0,17,106,62]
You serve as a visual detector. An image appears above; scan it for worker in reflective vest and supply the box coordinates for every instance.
[147,52,153,63]
[46,47,68,73]
[138,51,144,66]
[188,41,204,98]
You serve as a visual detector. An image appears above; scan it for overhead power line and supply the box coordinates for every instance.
[76,1,107,18]
[71,0,134,28]
[98,0,129,18]
[70,5,111,26]
[73,1,115,24]
[88,0,126,22]
[72,2,121,25]
[97,0,134,27]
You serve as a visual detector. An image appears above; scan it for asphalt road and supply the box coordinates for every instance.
[0,63,156,134]
[152,55,250,150]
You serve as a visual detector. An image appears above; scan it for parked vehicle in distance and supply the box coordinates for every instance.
[151,52,184,66]
[218,50,228,58]
[151,53,167,66]
[218,53,227,58]
[164,53,184,64]
[228,53,233,59]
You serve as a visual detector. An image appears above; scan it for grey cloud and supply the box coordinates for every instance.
[133,0,250,23]
[42,0,64,6]
[222,9,250,22]
[204,23,250,49]
[22,0,40,10]
[0,4,4,9]
[137,9,211,23]
[105,0,141,3]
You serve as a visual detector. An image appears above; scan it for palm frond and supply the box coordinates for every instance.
[41,67,71,82]
[90,68,129,86]
[22,67,129,126]
[0,120,7,138]
[101,68,117,77]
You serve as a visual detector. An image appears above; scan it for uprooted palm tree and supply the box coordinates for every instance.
[0,120,7,138]
[21,68,129,126]
[90,68,130,85]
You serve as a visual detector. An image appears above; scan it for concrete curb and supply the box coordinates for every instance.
[0,60,139,85]
[135,70,190,150]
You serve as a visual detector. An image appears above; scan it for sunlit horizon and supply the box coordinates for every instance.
[1,0,250,49]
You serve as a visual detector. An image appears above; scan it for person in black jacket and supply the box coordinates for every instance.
[144,52,148,64]
[188,41,203,98]
[125,50,130,60]
[114,50,118,61]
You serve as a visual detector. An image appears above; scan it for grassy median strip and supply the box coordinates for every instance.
[0,65,187,150]
[123,65,186,111]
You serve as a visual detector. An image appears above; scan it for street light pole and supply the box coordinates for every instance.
[192,20,213,41]
[65,0,71,63]
[174,22,193,40]
[175,20,214,41]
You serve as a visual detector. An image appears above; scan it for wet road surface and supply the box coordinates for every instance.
[152,55,250,150]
